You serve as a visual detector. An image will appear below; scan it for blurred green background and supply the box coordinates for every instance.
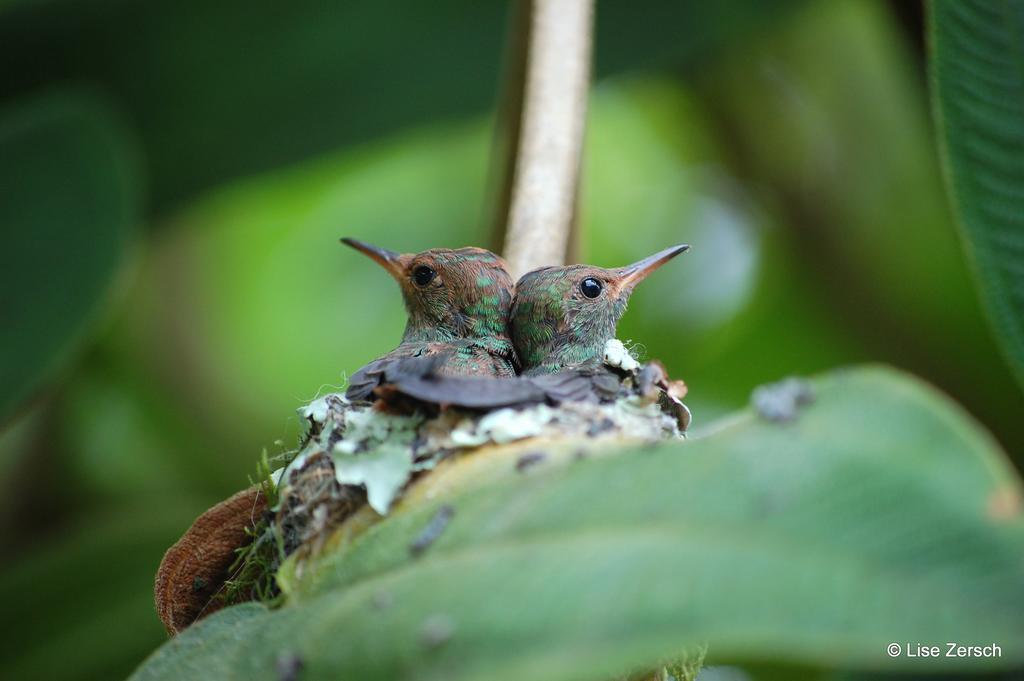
[2,1,1021,679]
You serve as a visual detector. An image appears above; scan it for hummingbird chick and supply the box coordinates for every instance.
[341,238,517,401]
[510,244,689,375]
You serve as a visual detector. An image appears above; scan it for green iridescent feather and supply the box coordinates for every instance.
[511,265,628,375]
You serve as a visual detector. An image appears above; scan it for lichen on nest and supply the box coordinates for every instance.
[269,338,689,561]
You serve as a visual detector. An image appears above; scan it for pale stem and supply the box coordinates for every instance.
[498,0,593,279]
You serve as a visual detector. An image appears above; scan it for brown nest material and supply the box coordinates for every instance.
[154,486,268,635]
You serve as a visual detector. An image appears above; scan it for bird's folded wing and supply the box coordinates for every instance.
[377,357,623,409]
[346,351,452,402]
[345,359,390,402]
[528,367,621,403]
[381,374,548,409]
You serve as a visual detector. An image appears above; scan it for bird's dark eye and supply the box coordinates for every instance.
[580,277,603,298]
[412,265,436,287]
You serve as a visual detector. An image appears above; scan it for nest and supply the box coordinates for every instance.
[154,343,690,634]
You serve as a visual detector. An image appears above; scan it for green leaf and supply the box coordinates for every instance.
[0,91,138,422]
[131,366,1024,680]
[929,1,1024,391]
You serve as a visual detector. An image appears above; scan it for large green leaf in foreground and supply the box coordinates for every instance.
[132,367,1024,680]
[0,91,138,423]
[929,1,1024,391]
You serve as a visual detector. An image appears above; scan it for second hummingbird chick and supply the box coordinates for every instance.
[510,244,689,376]
[342,238,517,401]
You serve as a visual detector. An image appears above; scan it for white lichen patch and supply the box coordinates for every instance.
[333,407,420,454]
[437,399,683,456]
[282,396,426,518]
[300,395,336,425]
[604,338,640,373]
[332,443,412,514]
[450,406,555,446]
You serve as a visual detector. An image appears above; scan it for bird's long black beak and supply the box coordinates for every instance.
[616,244,689,289]
[341,237,406,280]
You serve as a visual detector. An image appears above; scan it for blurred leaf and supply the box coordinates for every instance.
[0,0,801,211]
[0,0,509,209]
[929,0,1024,392]
[1,508,197,681]
[699,0,976,353]
[697,0,1024,452]
[133,367,1024,680]
[0,91,138,424]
